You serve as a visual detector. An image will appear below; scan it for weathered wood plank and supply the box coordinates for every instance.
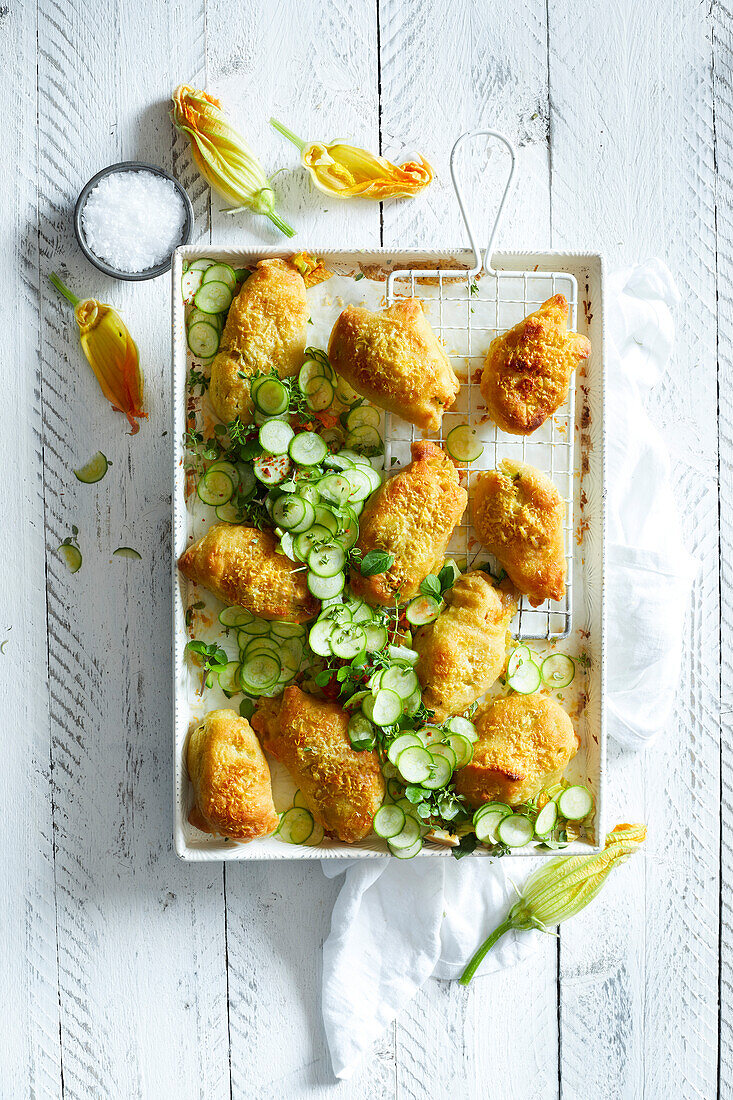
[548,2,720,1096]
[0,2,63,1097]
[379,2,560,1097]
[36,0,230,1095]
[713,0,733,1088]
[203,1,386,1094]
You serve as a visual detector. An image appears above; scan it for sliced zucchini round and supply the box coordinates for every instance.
[445,424,484,463]
[541,654,576,689]
[197,469,234,506]
[219,605,253,628]
[202,262,237,290]
[58,543,82,573]
[506,659,542,694]
[187,320,220,359]
[194,280,233,314]
[306,571,345,600]
[386,732,422,766]
[556,785,593,821]
[277,806,314,844]
[74,451,109,484]
[371,688,403,727]
[396,745,433,784]
[474,808,509,844]
[405,594,443,626]
[534,799,558,838]
[112,546,142,560]
[420,754,453,790]
[331,623,367,659]
[253,452,291,486]
[253,377,289,417]
[443,733,473,769]
[444,715,477,742]
[496,814,534,848]
[259,419,294,455]
[308,543,346,578]
[289,431,327,466]
[373,804,406,839]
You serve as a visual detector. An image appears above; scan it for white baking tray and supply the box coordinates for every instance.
[172,247,606,861]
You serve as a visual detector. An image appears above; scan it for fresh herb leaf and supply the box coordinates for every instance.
[438,564,457,592]
[354,272,365,281]
[452,833,478,860]
[315,669,333,687]
[405,785,424,803]
[419,574,441,599]
[360,550,395,577]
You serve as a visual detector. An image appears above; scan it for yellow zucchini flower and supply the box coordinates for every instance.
[460,823,647,984]
[270,118,433,200]
[49,274,146,435]
[172,86,294,237]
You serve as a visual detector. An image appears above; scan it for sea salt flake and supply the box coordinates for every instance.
[82,169,186,273]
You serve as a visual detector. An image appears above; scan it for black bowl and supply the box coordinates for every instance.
[74,161,194,281]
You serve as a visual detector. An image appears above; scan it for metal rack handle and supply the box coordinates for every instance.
[449,129,517,275]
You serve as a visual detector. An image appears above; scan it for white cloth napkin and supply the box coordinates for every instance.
[321,260,696,1079]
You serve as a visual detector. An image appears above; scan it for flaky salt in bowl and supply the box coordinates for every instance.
[74,162,193,280]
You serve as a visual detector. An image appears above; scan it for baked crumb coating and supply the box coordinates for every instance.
[480,294,590,435]
[350,440,468,605]
[328,298,459,431]
[209,258,309,424]
[454,694,579,807]
[252,686,385,843]
[472,460,565,606]
[187,709,279,840]
[178,523,319,622]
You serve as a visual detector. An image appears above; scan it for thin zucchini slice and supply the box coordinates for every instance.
[331,623,367,659]
[253,377,289,416]
[445,424,484,463]
[430,742,457,770]
[58,543,82,573]
[475,808,511,844]
[364,623,388,652]
[402,688,422,716]
[202,262,237,290]
[420,754,453,790]
[194,280,233,314]
[396,745,433,783]
[303,376,334,411]
[253,452,291,486]
[112,546,142,560]
[389,836,423,859]
[405,594,443,626]
[318,473,351,506]
[187,320,220,359]
[333,508,359,551]
[313,507,338,534]
[541,654,576,689]
[240,653,281,692]
[207,460,240,487]
[272,493,308,531]
[303,820,325,846]
[506,659,542,694]
[473,801,511,822]
[556,785,594,821]
[346,405,380,431]
[373,804,406,839]
[308,542,346,578]
[308,620,335,657]
[182,268,203,303]
[507,645,533,679]
[237,618,270,638]
[259,419,294,455]
[293,788,309,809]
[345,425,384,455]
[387,644,419,666]
[216,502,240,523]
[371,688,403,727]
[219,605,254,628]
[387,814,421,850]
[277,807,314,844]
[294,524,331,561]
[496,814,534,848]
[188,258,215,272]
[534,800,558,838]
[270,621,306,639]
[443,733,473,769]
[386,732,422,766]
[74,451,109,484]
[197,469,234,506]
[306,571,345,600]
[379,666,419,700]
[341,466,373,503]
[218,661,241,696]
[444,715,477,741]
[289,431,327,466]
[347,712,375,750]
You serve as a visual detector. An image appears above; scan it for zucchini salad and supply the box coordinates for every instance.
[177,256,598,859]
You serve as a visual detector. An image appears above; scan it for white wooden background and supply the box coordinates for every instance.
[2,0,728,1096]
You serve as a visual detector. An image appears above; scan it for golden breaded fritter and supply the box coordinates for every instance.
[413,571,518,721]
[472,460,565,606]
[178,523,319,622]
[480,294,590,435]
[187,709,279,840]
[454,694,579,807]
[209,259,308,424]
[328,298,459,431]
[252,686,385,843]
[350,440,468,605]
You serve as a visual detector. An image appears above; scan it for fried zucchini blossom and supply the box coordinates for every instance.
[460,823,647,984]
[270,118,433,200]
[49,273,146,434]
[172,85,294,237]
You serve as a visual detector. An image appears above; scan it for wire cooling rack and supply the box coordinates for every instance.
[383,132,579,640]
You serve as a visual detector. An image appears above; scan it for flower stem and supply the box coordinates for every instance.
[270,117,306,151]
[265,209,296,238]
[459,917,515,985]
[49,272,80,307]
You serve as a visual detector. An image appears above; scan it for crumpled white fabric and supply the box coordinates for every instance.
[321,260,696,1079]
